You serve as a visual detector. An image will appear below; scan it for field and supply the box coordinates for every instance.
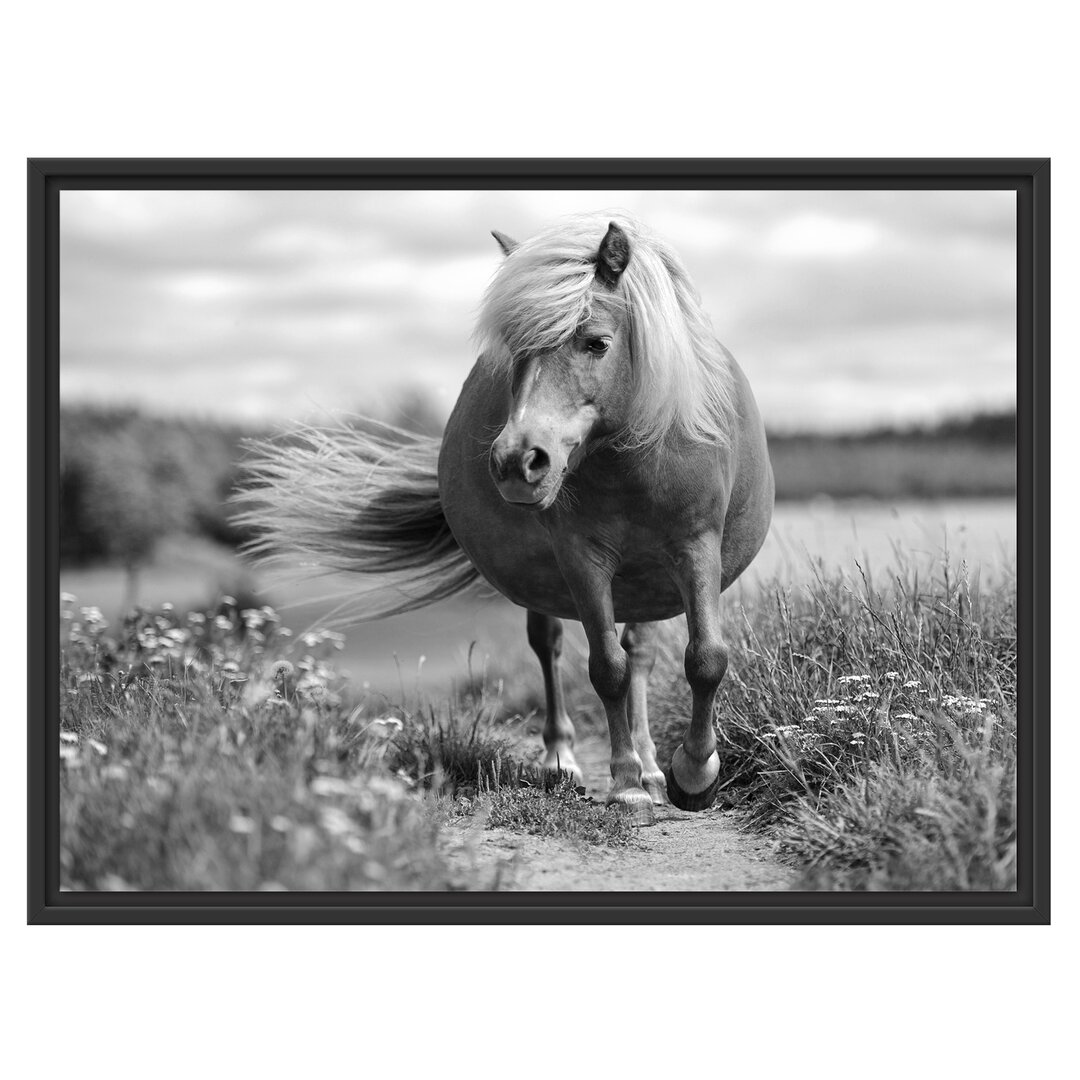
[59,530,1017,892]
[58,403,1017,892]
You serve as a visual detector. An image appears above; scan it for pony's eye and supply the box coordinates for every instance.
[586,338,611,355]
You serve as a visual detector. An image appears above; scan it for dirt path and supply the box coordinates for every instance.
[445,732,797,891]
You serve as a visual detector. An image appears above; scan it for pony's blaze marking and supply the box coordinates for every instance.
[244,212,774,824]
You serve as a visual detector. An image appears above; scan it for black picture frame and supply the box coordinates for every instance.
[29,158,1050,925]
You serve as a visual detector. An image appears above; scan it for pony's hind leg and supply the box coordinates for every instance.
[664,533,727,812]
[550,544,655,827]
[621,622,667,805]
[526,610,584,788]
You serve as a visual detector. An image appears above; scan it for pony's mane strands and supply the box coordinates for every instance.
[475,212,737,451]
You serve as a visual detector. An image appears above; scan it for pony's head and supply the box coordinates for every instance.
[476,212,734,511]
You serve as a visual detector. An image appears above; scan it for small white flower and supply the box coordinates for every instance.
[884,671,900,680]
[370,716,404,734]
[311,776,353,797]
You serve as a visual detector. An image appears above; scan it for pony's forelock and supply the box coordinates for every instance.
[474,212,736,450]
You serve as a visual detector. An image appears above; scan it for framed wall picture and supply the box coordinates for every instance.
[29,158,1049,923]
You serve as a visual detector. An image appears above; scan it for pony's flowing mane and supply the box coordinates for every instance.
[475,212,737,451]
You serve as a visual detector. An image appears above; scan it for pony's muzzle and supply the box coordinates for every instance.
[489,440,554,504]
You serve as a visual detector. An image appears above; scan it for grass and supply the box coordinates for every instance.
[484,776,633,848]
[649,554,1017,890]
[58,596,622,891]
[60,544,1018,892]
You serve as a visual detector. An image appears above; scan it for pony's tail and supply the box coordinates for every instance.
[234,419,480,621]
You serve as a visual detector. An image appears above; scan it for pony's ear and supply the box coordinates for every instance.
[491,230,519,256]
[595,222,631,287]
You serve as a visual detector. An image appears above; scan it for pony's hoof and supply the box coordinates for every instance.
[607,788,657,827]
[641,771,669,806]
[665,749,722,812]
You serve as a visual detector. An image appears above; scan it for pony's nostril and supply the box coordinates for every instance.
[521,447,550,483]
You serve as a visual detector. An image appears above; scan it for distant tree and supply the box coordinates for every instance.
[79,429,187,608]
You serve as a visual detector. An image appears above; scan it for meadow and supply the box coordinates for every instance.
[57,403,1017,891]
[59,543,1016,892]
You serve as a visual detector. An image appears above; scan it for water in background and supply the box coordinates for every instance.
[61,497,1016,699]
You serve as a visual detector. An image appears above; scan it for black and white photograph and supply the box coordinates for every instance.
[43,169,1039,907]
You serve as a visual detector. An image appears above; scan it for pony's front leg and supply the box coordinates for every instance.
[554,547,655,827]
[526,610,584,787]
[665,533,728,812]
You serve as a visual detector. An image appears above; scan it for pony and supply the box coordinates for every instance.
[241,212,774,827]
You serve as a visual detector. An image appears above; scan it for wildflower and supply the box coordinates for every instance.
[319,806,355,836]
[834,704,856,714]
[370,716,404,734]
[269,815,292,832]
[60,592,77,604]
[884,671,900,680]
[213,615,233,631]
[228,814,257,834]
[160,602,174,613]
[838,674,870,684]
[271,660,294,679]
[311,776,352,797]
[60,731,79,744]
[903,680,921,689]
[221,660,240,674]
[220,596,237,607]
[815,699,840,706]
[893,712,918,721]
[760,732,778,740]
[187,612,206,625]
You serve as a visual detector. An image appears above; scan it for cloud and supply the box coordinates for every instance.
[59,188,1016,431]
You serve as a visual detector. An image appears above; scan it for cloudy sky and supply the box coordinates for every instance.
[60,188,1016,432]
